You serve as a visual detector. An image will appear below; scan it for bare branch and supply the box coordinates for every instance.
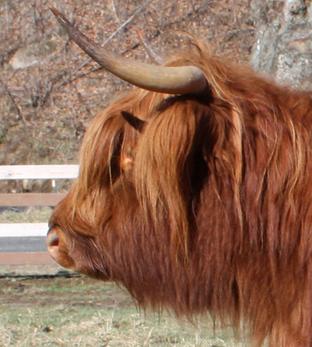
[104,0,152,45]
[134,28,163,64]
[32,0,45,37]
[0,78,28,125]
[30,78,54,109]
[73,84,92,118]
[3,1,10,40]
[110,0,120,22]
[64,0,152,75]
[58,66,102,89]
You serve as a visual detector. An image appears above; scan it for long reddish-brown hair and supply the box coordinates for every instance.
[50,40,312,347]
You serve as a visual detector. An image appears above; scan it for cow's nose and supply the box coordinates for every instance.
[47,228,61,262]
[47,228,60,248]
[46,227,74,269]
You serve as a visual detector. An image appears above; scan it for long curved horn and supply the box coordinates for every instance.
[50,8,207,95]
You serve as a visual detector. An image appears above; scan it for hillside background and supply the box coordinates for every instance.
[0,0,311,192]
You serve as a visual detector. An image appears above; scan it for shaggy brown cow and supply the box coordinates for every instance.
[47,8,312,347]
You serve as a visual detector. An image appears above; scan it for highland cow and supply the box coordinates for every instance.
[47,8,312,347]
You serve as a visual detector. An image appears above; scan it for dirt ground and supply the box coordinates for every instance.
[0,272,247,347]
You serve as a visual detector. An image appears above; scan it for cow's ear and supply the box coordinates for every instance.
[121,111,145,132]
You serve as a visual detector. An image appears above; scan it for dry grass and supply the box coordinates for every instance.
[0,207,52,223]
[0,276,247,347]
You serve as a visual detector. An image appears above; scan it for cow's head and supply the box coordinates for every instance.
[46,8,260,307]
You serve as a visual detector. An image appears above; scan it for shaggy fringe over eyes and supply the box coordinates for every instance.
[134,98,209,258]
[69,103,127,229]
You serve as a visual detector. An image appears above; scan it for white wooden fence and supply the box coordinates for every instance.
[0,165,79,180]
[0,165,79,265]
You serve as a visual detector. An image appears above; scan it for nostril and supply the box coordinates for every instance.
[47,230,59,248]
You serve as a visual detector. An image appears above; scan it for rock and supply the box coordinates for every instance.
[9,37,58,70]
[251,0,312,90]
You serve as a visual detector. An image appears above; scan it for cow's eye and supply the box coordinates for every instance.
[120,149,134,173]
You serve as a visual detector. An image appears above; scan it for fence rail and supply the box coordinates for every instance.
[0,223,48,237]
[0,193,66,207]
[0,165,79,180]
[0,165,78,265]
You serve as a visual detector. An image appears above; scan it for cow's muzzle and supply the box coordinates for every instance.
[46,227,74,269]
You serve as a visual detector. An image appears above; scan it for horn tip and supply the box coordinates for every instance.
[49,7,68,24]
[50,7,72,33]
[49,7,60,17]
